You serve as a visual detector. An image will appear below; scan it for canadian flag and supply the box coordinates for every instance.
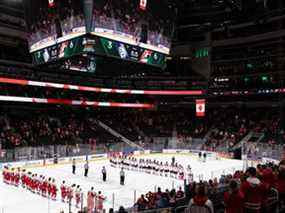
[196,99,205,117]
[48,0,55,8]
[140,0,147,10]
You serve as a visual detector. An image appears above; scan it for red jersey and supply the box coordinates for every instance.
[224,191,244,213]
[240,177,268,206]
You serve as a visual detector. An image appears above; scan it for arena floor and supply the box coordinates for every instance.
[0,154,243,213]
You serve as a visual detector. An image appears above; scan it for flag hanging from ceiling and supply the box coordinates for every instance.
[48,0,55,8]
[196,99,206,117]
[140,0,147,10]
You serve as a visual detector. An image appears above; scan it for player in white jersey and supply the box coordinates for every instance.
[186,165,193,183]
[178,165,185,180]
[164,162,169,177]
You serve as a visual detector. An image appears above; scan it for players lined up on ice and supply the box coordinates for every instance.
[109,154,194,181]
[2,166,106,210]
[2,167,58,199]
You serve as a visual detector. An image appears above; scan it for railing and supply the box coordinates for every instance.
[0,142,141,163]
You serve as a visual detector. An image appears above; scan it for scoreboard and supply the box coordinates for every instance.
[25,0,174,70]
[32,35,167,68]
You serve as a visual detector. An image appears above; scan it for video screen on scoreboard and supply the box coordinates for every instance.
[32,35,167,68]
[26,0,86,53]
[91,0,174,55]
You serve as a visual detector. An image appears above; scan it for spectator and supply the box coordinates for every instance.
[224,180,244,213]
[136,194,148,211]
[276,160,285,206]
[157,192,170,208]
[240,167,268,212]
[118,206,127,213]
[188,183,214,213]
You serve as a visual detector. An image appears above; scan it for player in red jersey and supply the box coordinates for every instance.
[14,168,20,186]
[75,185,82,208]
[50,179,57,200]
[10,168,15,185]
[41,177,48,197]
[21,170,27,188]
[95,191,106,213]
[47,177,52,197]
[87,187,96,213]
[60,181,67,202]
[2,166,8,184]
[67,184,76,204]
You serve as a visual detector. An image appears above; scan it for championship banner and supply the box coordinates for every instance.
[196,99,205,117]
[48,0,55,8]
[140,0,147,10]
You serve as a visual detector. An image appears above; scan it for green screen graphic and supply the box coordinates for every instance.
[33,35,166,68]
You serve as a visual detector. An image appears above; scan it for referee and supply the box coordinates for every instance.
[72,159,76,174]
[102,166,107,182]
[84,161,89,177]
[120,168,125,185]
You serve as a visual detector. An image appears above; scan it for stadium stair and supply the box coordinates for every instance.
[231,131,264,150]
[96,119,144,151]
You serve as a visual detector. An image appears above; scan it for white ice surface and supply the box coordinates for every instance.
[0,154,243,213]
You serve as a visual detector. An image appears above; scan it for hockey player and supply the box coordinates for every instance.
[41,177,48,197]
[87,187,96,213]
[47,177,52,197]
[60,181,67,202]
[164,162,169,177]
[2,166,9,184]
[14,168,20,187]
[178,165,185,180]
[75,185,82,208]
[21,170,27,188]
[95,191,106,213]
[187,165,193,184]
[67,184,76,204]
[50,179,57,200]
[159,162,164,176]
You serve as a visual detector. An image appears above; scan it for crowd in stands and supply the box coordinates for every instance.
[132,161,285,213]
[28,1,85,48]
[135,187,185,211]
[28,8,57,47]
[92,0,172,48]
[0,106,284,152]
[59,1,85,36]
[27,0,173,50]
[202,108,284,151]
[0,111,117,150]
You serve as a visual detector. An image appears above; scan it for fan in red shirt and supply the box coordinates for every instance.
[240,167,268,212]
[224,180,244,213]
[275,160,285,205]
[259,165,275,188]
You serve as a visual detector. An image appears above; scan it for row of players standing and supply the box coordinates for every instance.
[109,153,194,183]
[2,166,106,211]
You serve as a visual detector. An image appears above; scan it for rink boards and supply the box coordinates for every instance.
[0,149,279,170]
[0,149,224,170]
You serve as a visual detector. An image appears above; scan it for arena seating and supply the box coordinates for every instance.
[131,161,285,213]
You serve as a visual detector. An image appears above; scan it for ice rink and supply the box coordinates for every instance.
[0,153,244,213]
